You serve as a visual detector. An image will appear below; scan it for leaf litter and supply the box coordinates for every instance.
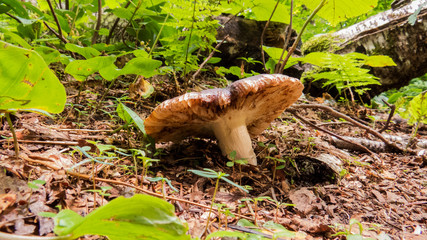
[0,76,426,239]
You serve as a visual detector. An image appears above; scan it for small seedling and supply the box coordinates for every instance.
[188,168,248,236]
[28,179,46,190]
[147,176,178,200]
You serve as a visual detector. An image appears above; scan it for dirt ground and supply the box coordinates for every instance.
[0,76,426,239]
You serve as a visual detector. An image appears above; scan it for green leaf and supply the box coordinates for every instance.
[119,57,162,78]
[34,46,62,65]
[301,0,378,26]
[54,195,190,240]
[0,41,66,113]
[407,91,427,125]
[64,56,117,81]
[116,103,146,134]
[222,0,290,24]
[65,43,101,59]
[263,221,296,238]
[1,28,32,48]
[1,0,29,18]
[363,55,396,67]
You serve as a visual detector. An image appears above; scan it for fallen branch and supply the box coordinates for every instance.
[287,108,376,155]
[290,104,413,154]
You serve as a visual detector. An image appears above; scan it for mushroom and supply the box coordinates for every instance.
[144,74,303,165]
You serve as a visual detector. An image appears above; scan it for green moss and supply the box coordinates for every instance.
[301,33,343,55]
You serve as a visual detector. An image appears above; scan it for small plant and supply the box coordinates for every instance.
[332,218,375,240]
[226,151,248,182]
[240,196,270,226]
[188,168,248,236]
[28,179,46,190]
[300,52,396,102]
[130,149,159,184]
[147,176,178,200]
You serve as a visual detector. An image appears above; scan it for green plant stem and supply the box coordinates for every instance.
[203,177,220,237]
[5,112,19,158]
[183,0,197,84]
[278,0,327,73]
[148,13,170,57]
[94,78,117,113]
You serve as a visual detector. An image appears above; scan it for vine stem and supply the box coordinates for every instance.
[5,112,19,158]
[278,0,327,73]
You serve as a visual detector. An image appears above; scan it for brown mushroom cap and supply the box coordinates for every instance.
[144,74,303,165]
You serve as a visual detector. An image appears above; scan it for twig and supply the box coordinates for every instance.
[191,35,229,82]
[91,0,103,44]
[260,0,281,69]
[287,108,376,155]
[106,1,131,44]
[22,155,252,220]
[5,12,21,23]
[0,139,79,146]
[46,0,65,42]
[43,21,68,44]
[5,113,19,158]
[379,100,396,133]
[290,104,413,153]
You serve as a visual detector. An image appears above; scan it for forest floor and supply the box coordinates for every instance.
[0,75,426,240]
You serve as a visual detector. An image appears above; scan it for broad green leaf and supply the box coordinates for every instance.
[262,46,299,69]
[363,55,396,67]
[65,56,117,81]
[1,0,29,18]
[301,0,378,26]
[119,57,162,78]
[116,103,146,134]
[54,209,85,236]
[112,7,133,19]
[54,195,190,240]
[263,221,296,238]
[222,0,290,24]
[65,43,101,59]
[0,41,66,113]
[249,0,290,23]
[34,46,62,65]
[1,28,32,48]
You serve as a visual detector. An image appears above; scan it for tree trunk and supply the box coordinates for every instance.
[332,0,427,92]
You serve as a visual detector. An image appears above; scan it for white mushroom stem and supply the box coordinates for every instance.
[211,115,257,165]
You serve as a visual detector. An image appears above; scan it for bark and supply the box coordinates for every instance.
[215,15,301,78]
[331,0,427,92]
